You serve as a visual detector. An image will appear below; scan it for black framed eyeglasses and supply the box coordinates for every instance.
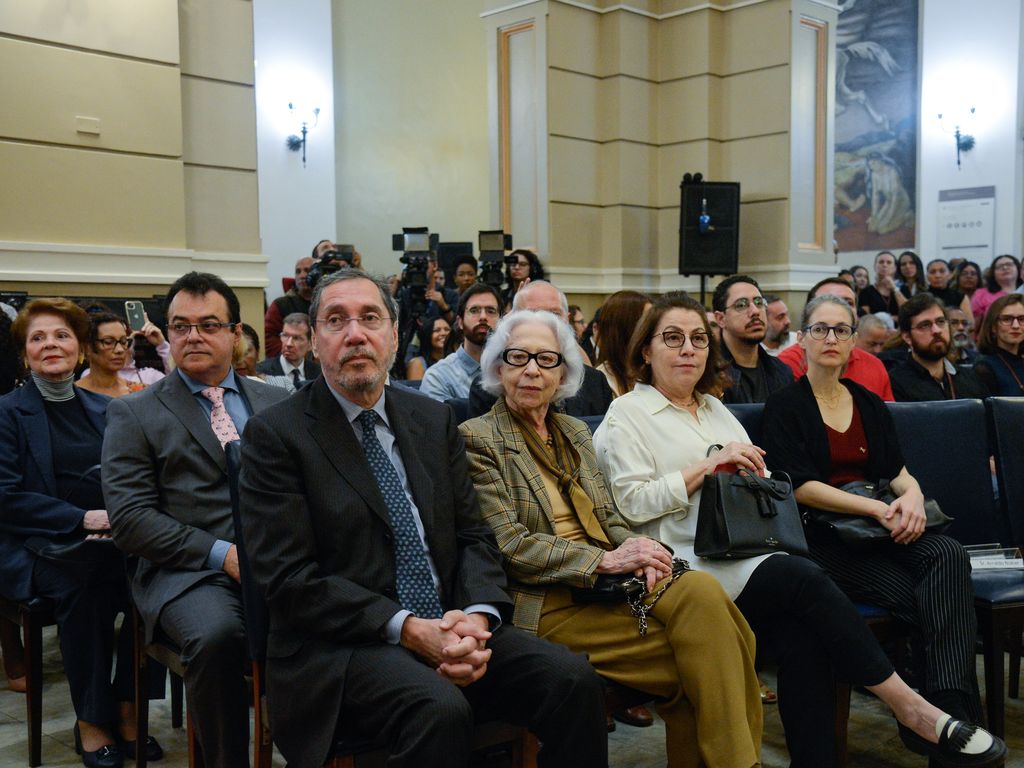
[168,321,237,337]
[802,323,855,341]
[502,348,563,369]
[652,330,710,349]
[95,337,134,351]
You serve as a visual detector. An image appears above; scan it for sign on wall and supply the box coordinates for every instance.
[937,186,995,264]
[833,0,919,253]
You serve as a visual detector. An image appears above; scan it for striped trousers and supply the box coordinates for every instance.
[806,530,983,722]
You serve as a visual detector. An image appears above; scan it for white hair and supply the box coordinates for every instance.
[511,280,570,318]
[480,310,584,404]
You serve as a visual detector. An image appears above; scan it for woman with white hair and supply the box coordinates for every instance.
[459,310,763,768]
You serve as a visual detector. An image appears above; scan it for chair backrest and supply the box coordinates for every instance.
[445,397,471,424]
[226,440,269,663]
[886,400,1003,545]
[401,379,422,390]
[985,397,1024,547]
[579,414,603,434]
[726,403,765,446]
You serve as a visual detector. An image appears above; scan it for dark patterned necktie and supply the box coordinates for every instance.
[356,409,442,618]
[290,369,301,391]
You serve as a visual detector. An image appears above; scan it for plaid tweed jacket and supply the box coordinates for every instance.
[460,397,634,633]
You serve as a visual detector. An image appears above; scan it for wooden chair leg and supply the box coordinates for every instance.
[979,610,1006,738]
[171,672,184,729]
[834,681,851,768]
[134,610,150,768]
[186,709,203,768]
[23,610,43,768]
[1008,628,1021,699]
[520,730,540,768]
[324,757,355,768]
[252,662,273,768]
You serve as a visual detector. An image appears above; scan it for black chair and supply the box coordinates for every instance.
[0,597,55,767]
[725,403,764,446]
[888,399,1012,736]
[579,414,603,434]
[979,397,1024,734]
[445,397,471,424]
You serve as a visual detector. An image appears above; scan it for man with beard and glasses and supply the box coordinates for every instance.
[420,283,502,402]
[237,269,607,767]
[712,275,793,403]
[889,294,989,402]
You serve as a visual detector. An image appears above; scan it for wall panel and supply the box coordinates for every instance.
[0,38,181,155]
[0,141,186,247]
[181,76,256,169]
[183,166,260,252]
[0,0,179,63]
[178,0,254,83]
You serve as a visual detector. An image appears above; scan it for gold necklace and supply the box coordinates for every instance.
[813,388,844,408]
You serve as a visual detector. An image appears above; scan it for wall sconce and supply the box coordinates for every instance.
[286,102,320,167]
[937,107,976,170]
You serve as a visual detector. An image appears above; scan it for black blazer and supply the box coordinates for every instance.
[238,378,512,767]
[0,382,109,601]
[761,376,905,490]
[255,355,321,380]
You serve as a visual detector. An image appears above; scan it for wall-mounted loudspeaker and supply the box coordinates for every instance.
[678,174,740,277]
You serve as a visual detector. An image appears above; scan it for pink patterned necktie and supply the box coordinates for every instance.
[200,386,240,448]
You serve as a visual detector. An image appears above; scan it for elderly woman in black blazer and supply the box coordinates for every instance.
[0,299,162,768]
[763,294,1002,766]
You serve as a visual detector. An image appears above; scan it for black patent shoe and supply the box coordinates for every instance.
[120,735,164,762]
[73,724,125,768]
[898,716,1007,767]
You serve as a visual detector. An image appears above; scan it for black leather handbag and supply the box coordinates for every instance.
[806,480,953,545]
[694,468,809,559]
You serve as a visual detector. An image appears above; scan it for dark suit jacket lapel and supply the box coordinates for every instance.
[385,390,434,531]
[78,389,108,436]
[155,373,227,472]
[305,379,392,527]
[15,383,57,495]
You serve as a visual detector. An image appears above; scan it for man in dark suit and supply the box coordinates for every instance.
[238,269,605,768]
[256,311,322,390]
[103,272,287,766]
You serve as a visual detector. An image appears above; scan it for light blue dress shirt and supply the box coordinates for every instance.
[419,347,479,402]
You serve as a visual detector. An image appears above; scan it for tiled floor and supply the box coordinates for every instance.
[2,626,1023,767]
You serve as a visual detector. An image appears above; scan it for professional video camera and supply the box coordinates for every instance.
[477,230,513,289]
[306,244,356,290]
[391,227,440,377]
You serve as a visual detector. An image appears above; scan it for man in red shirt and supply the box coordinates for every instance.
[778,277,895,400]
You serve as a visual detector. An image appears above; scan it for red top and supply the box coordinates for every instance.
[778,345,895,401]
[825,404,870,486]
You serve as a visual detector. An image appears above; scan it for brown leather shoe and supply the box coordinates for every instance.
[613,704,654,728]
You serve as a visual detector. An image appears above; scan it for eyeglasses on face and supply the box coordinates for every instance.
[95,336,134,351]
[652,330,710,349]
[725,296,767,312]
[316,314,392,333]
[502,348,563,369]
[168,321,236,337]
[803,323,855,341]
[911,317,948,333]
[997,314,1024,327]
[465,305,500,318]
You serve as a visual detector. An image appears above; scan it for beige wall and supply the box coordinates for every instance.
[332,0,493,273]
[0,0,266,301]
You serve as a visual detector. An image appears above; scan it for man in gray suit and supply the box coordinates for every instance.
[103,272,287,766]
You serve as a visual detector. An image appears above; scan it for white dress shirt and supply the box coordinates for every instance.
[592,383,781,599]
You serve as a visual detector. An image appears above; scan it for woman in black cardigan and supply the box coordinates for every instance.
[763,294,998,763]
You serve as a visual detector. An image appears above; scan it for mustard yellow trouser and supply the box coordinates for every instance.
[538,570,762,768]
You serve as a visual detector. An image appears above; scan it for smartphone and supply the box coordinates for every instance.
[124,300,146,332]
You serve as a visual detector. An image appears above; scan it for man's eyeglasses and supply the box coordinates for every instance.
[168,321,236,337]
[997,314,1024,327]
[317,314,392,333]
[502,348,563,369]
[724,297,767,312]
[652,330,710,349]
[803,323,855,341]
[95,337,134,351]
[911,317,948,333]
[465,306,500,318]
